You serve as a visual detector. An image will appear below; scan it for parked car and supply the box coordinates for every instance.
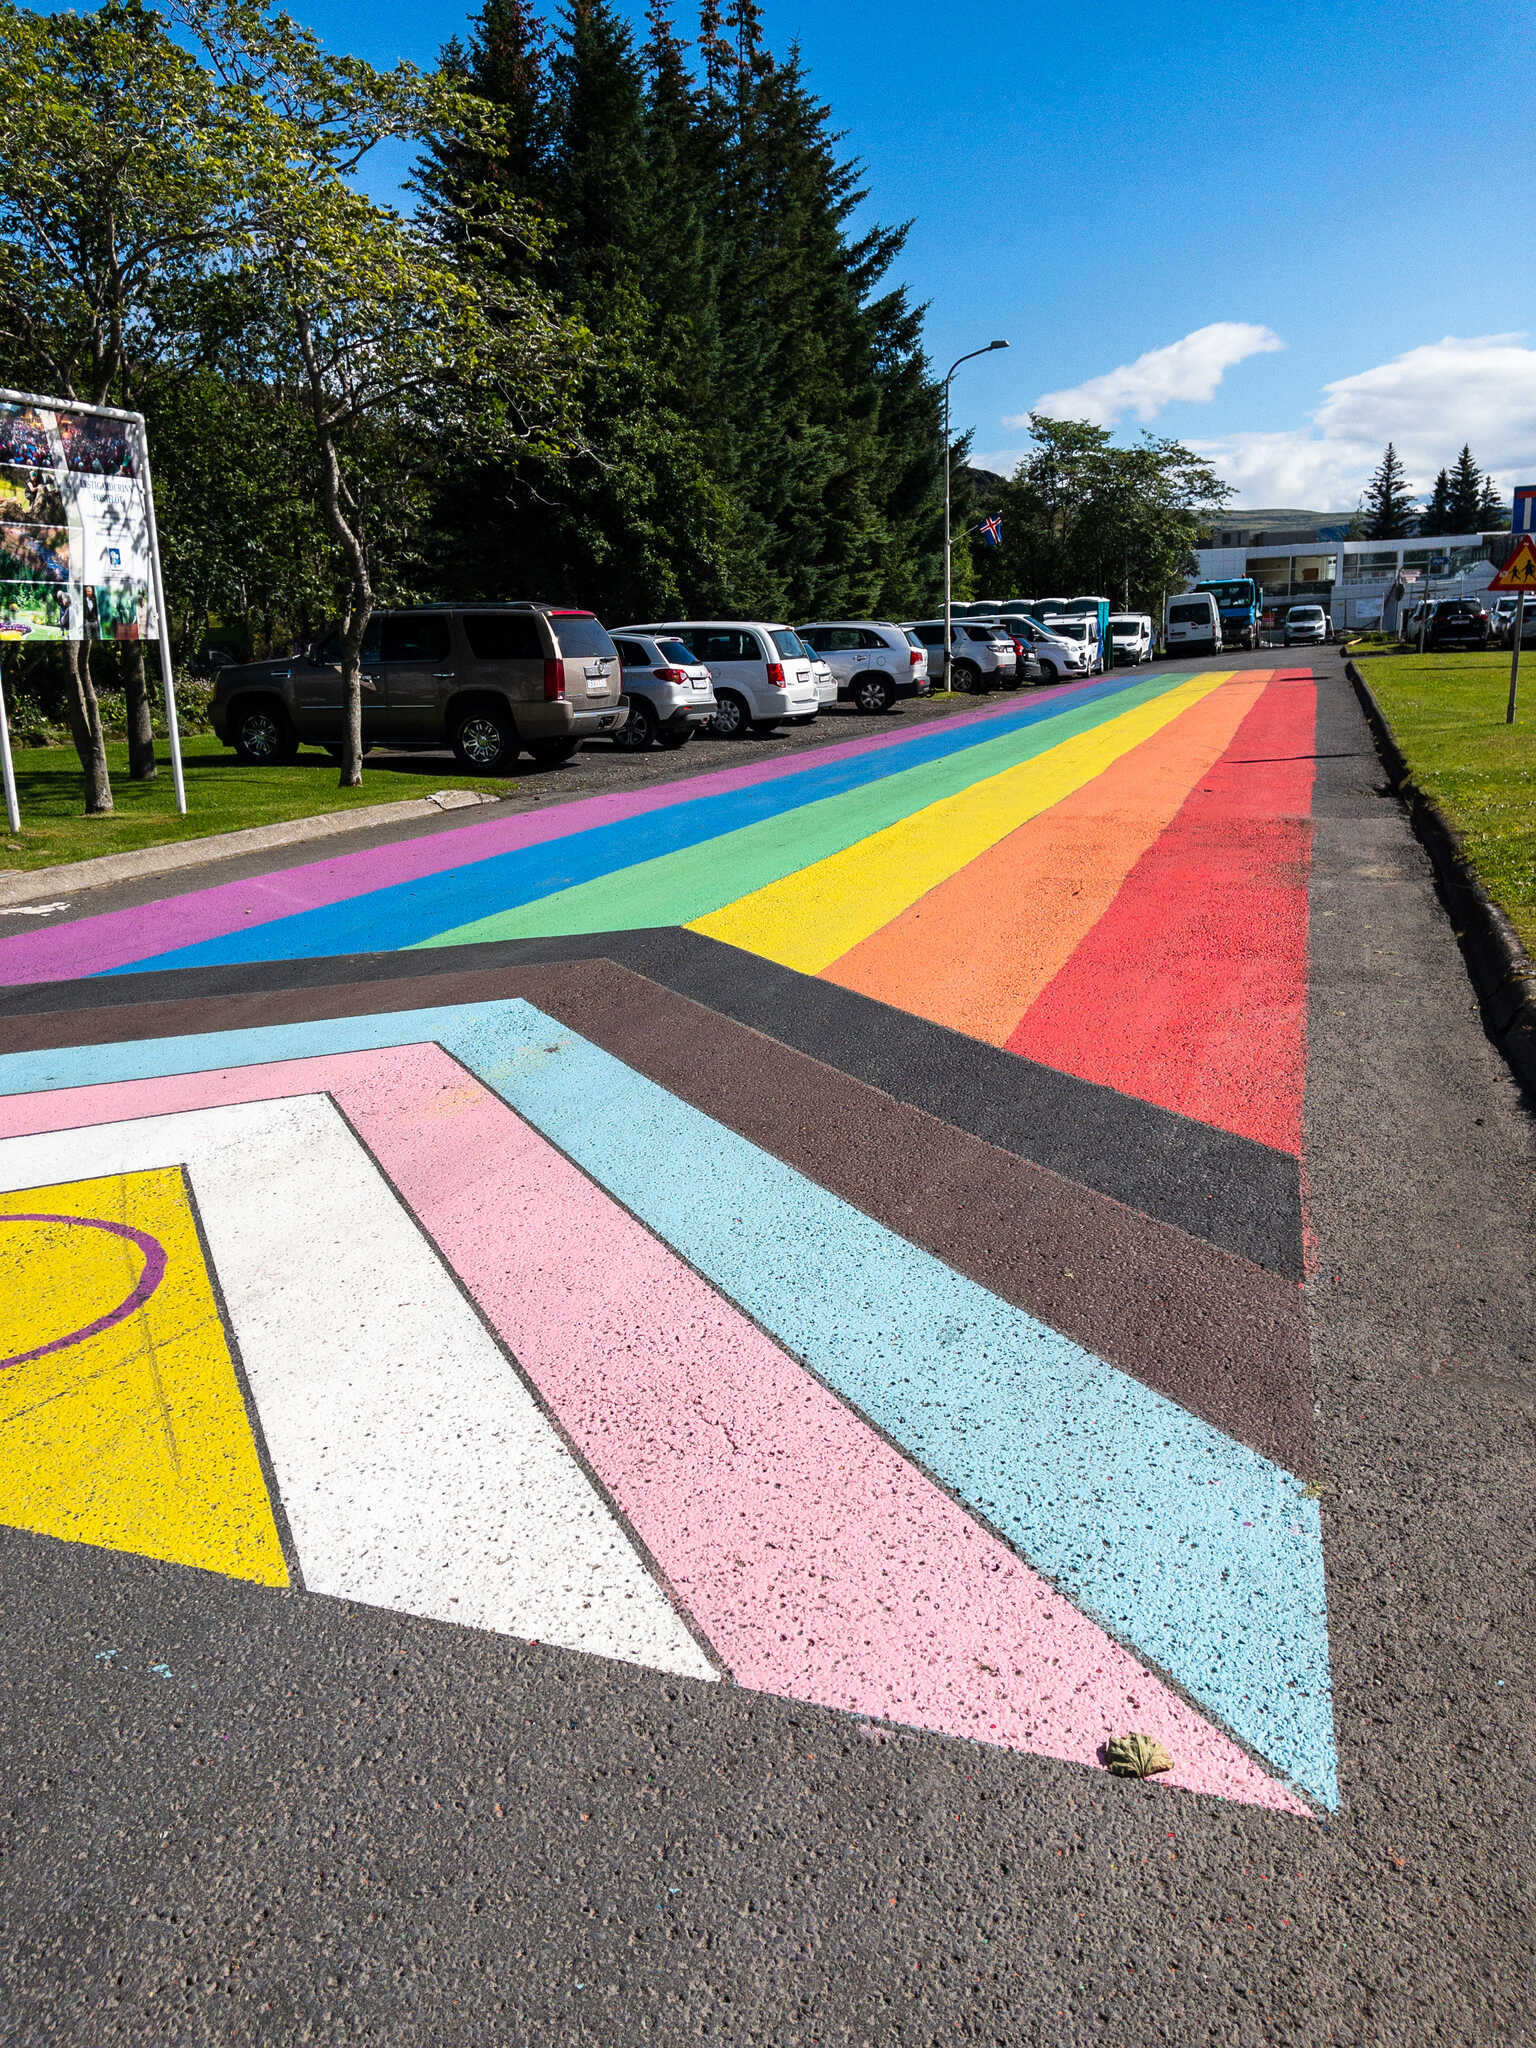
[609,629,718,750]
[803,646,840,712]
[1009,615,1093,682]
[629,620,821,737]
[211,603,628,772]
[1489,596,1520,645]
[963,616,1044,685]
[1423,599,1492,650]
[1164,592,1223,656]
[1037,613,1105,673]
[1283,604,1329,647]
[1107,612,1154,664]
[798,621,930,712]
[903,619,1018,691]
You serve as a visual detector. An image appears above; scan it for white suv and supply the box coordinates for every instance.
[799,621,930,712]
[630,620,821,737]
[904,619,1018,691]
[609,628,718,750]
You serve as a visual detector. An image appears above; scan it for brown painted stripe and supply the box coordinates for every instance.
[0,960,1314,1473]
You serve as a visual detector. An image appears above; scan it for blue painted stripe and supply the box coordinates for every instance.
[0,997,1338,1805]
[108,675,1148,974]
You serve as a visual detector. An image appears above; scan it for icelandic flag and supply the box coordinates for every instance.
[979,513,1002,547]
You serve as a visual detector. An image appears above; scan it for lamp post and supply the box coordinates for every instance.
[943,339,1009,690]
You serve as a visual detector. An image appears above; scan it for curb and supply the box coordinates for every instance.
[0,787,501,908]
[1345,657,1536,1102]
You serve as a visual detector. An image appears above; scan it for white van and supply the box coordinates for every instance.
[1108,613,1154,664]
[1164,592,1222,655]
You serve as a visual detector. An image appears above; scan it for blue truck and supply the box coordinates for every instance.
[1193,577,1261,651]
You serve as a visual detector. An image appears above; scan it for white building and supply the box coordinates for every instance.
[1193,532,1508,629]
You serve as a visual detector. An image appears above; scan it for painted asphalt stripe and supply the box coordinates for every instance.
[0,691,1049,988]
[1012,673,1316,1154]
[0,1002,1337,1805]
[693,671,1238,971]
[97,677,1153,977]
[821,673,1269,1039]
[0,1096,717,1678]
[3,1044,1305,1809]
[0,929,1305,1278]
[413,674,1187,951]
[0,1166,291,1588]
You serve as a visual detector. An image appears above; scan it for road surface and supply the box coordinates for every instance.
[0,650,1530,2045]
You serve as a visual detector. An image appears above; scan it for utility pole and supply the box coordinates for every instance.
[942,340,1009,691]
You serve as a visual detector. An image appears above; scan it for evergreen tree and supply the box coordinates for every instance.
[1361,442,1414,540]
[1476,476,1508,530]
[1446,443,1484,532]
[1419,468,1453,536]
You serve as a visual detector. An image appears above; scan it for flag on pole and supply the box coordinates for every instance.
[978,513,1002,547]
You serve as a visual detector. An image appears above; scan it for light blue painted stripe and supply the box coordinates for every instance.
[107,674,1152,974]
[0,998,1338,1804]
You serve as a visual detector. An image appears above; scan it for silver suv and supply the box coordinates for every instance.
[211,604,627,773]
[798,621,930,713]
[903,619,1018,691]
[609,629,718,750]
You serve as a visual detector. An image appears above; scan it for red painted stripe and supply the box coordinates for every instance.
[1007,671,1316,1155]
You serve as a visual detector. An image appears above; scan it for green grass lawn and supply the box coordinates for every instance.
[1,735,510,873]
[1363,649,1536,953]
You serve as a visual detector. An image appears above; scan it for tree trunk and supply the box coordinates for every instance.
[123,640,156,781]
[296,307,372,789]
[63,638,113,815]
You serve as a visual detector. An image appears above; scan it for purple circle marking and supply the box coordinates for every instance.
[1,1213,169,1370]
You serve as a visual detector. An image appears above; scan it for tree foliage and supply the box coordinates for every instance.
[1361,442,1414,541]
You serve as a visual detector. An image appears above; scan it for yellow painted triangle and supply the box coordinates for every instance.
[1489,537,1536,591]
[0,1168,289,1587]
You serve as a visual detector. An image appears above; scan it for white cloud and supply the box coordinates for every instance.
[1015,322,1284,430]
[1194,333,1536,508]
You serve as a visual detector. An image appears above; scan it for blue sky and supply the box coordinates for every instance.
[151,0,1536,505]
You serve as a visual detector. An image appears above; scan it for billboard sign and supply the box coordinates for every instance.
[0,399,157,642]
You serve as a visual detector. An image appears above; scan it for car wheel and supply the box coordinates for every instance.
[528,737,582,768]
[231,700,297,764]
[451,703,519,773]
[852,671,894,714]
[710,690,751,739]
[951,659,980,693]
[612,695,657,751]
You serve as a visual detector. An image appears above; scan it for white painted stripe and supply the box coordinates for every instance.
[0,1098,715,1678]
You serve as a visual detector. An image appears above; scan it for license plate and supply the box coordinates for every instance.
[586,680,609,695]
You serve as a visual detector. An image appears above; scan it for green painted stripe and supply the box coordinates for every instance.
[415,673,1189,948]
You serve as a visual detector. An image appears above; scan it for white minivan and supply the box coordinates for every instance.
[632,620,822,737]
[1164,591,1222,655]
[1108,613,1154,664]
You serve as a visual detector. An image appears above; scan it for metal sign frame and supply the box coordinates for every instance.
[0,385,186,820]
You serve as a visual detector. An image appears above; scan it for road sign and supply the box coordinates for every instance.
[1514,485,1535,536]
[1489,536,1536,592]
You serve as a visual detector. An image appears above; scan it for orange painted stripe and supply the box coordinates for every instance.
[820,673,1271,1044]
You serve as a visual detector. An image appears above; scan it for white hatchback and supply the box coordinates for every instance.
[631,620,822,738]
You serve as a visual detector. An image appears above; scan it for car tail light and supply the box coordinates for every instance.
[543,658,564,701]
[652,666,689,683]
[909,648,923,666]
[765,661,785,684]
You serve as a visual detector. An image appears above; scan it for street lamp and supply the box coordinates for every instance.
[943,339,1010,690]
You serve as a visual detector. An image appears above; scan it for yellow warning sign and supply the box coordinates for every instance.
[1489,537,1536,592]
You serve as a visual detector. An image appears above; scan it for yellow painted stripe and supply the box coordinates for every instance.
[0,1168,290,1587]
[690,671,1237,973]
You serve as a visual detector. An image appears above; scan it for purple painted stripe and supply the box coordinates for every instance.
[1,1211,168,1367]
[0,696,1046,987]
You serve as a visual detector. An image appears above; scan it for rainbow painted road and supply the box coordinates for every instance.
[0,663,1334,1815]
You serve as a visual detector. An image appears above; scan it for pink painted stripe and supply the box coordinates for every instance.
[0,693,1043,987]
[1,1047,1309,1812]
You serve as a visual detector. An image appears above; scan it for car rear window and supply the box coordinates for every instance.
[688,628,757,663]
[771,629,809,658]
[1168,604,1207,625]
[656,637,697,665]
[381,615,451,662]
[549,612,618,659]
[464,613,543,661]
[905,630,925,650]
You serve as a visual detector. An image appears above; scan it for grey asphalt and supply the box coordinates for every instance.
[1,650,1532,2045]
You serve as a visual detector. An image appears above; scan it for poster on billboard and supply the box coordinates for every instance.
[0,399,157,643]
